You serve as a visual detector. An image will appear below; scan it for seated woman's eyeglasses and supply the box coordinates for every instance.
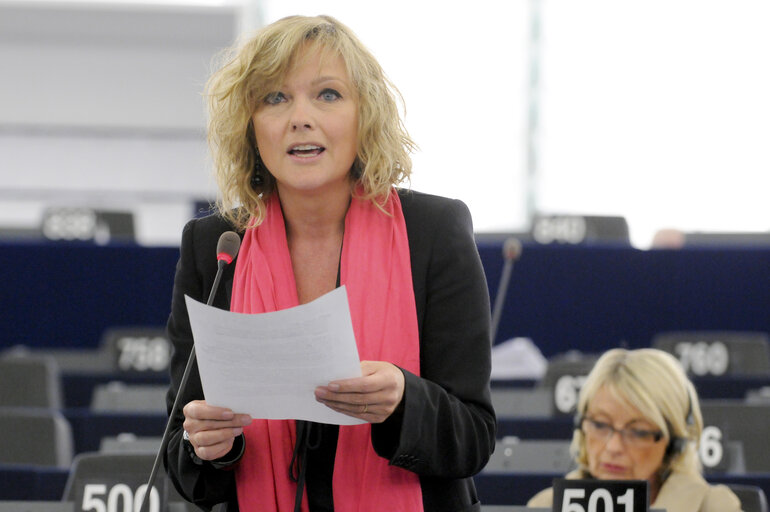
[580,417,664,448]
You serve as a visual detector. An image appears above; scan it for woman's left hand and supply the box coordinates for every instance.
[314,360,405,423]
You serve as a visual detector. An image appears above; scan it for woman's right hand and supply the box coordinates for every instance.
[182,400,252,461]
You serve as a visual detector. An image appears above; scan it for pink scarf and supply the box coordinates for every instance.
[230,189,424,512]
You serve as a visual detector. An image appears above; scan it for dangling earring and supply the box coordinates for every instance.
[350,158,363,180]
[251,158,265,189]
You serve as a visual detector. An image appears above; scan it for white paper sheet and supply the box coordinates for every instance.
[184,286,365,425]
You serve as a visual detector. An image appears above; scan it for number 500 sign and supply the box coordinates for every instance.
[78,483,161,512]
[553,479,648,512]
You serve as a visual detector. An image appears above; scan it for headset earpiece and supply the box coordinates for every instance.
[684,390,695,427]
[666,436,687,458]
[666,387,695,457]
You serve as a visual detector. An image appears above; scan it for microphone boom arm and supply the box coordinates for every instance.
[489,237,522,346]
[139,234,239,512]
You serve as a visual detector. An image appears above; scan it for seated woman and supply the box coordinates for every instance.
[528,348,742,512]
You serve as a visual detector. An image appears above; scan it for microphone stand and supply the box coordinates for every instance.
[138,258,229,512]
[490,237,522,346]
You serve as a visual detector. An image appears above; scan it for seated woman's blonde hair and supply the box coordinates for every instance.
[572,348,704,478]
[205,15,416,231]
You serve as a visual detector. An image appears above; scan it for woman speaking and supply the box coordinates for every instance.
[163,14,496,512]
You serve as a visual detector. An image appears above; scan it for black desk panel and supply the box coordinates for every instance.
[62,373,168,408]
[496,417,574,440]
[63,409,167,455]
[0,465,68,500]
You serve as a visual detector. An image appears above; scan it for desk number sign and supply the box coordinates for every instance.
[552,478,649,512]
[72,480,165,512]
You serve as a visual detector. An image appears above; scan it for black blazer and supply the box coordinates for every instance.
[164,189,496,511]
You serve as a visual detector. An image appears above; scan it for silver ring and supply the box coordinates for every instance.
[183,430,191,442]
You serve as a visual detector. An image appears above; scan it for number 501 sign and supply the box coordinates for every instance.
[553,479,648,512]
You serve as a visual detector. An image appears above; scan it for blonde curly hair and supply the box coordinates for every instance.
[205,15,416,230]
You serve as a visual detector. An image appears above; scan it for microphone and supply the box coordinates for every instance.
[210,230,241,304]
[139,230,240,512]
[490,237,522,346]
[216,230,241,267]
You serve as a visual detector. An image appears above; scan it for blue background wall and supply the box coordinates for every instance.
[2,239,768,357]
